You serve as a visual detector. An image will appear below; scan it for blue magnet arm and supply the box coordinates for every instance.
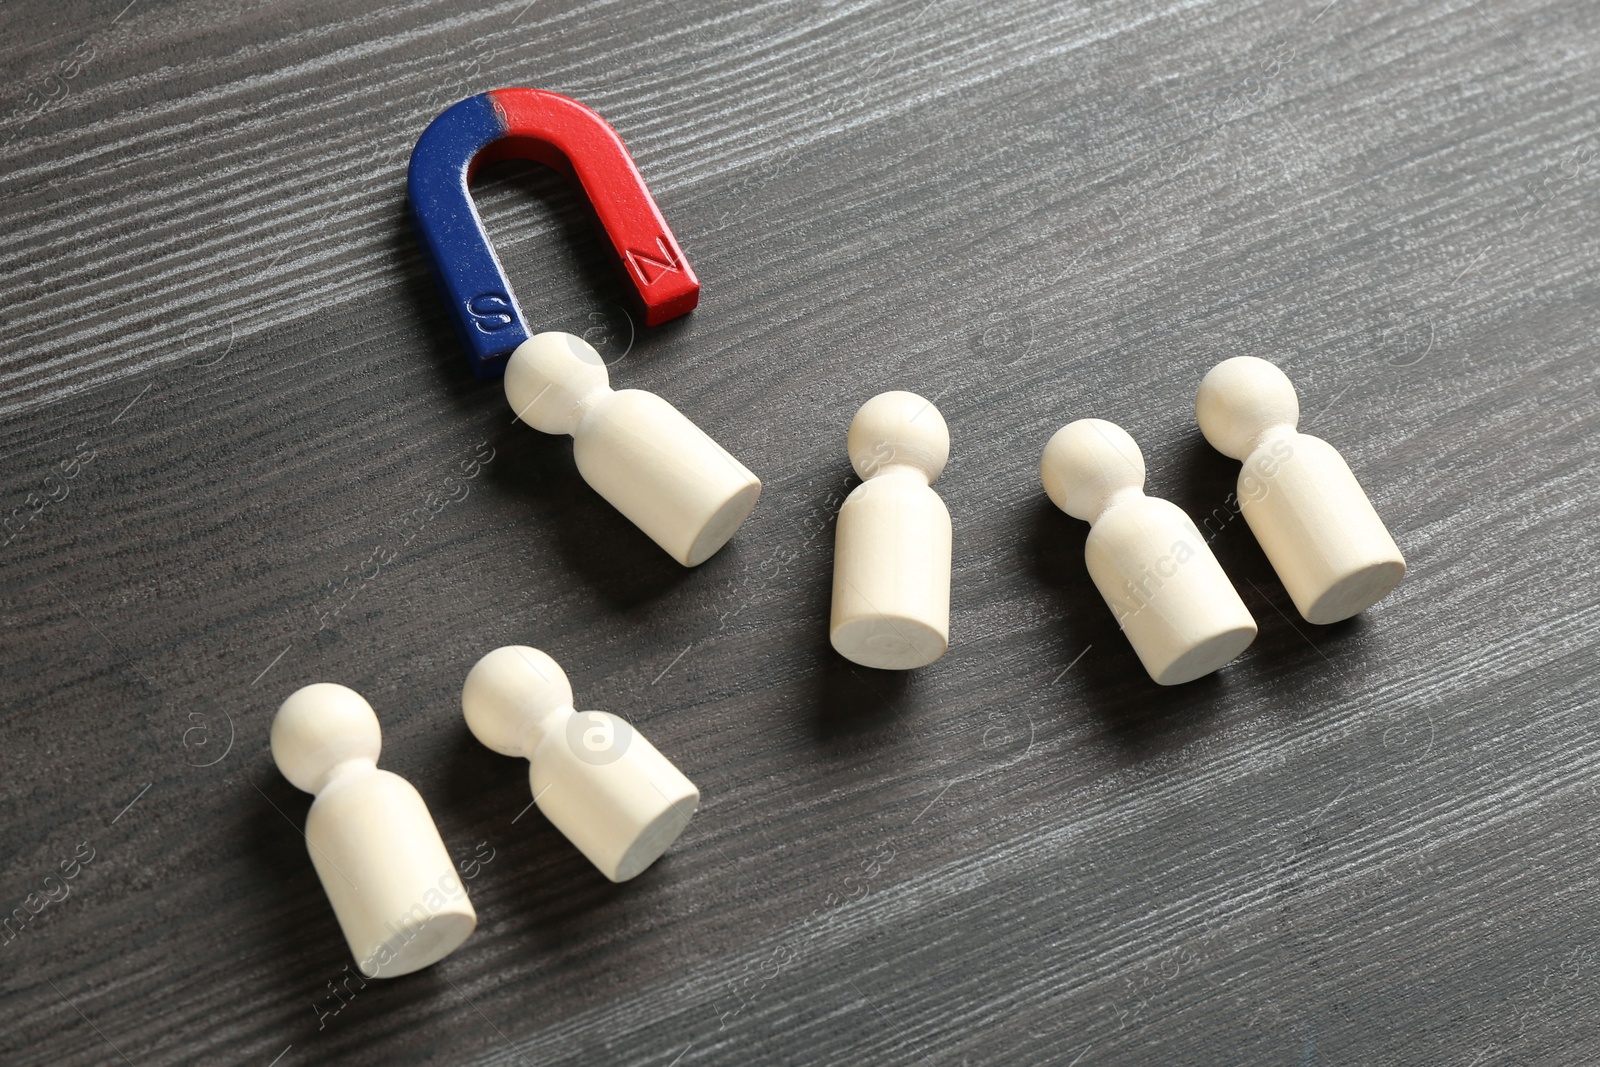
[407,94,526,380]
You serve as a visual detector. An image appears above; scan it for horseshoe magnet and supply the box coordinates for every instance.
[407,87,700,380]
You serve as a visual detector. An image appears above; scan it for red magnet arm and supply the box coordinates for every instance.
[479,88,700,327]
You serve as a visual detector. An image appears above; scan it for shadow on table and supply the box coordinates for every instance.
[809,651,917,752]
[1025,492,1230,758]
[1170,432,1373,700]
[240,738,638,1050]
[388,161,700,614]
[234,768,477,1049]
[480,423,696,612]
[432,725,665,964]
[795,466,921,753]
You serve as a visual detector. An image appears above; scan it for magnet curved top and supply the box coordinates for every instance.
[407,88,700,380]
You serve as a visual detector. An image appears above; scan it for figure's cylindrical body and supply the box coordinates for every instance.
[304,769,476,978]
[574,390,762,566]
[530,713,700,882]
[830,471,952,670]
[1085,496,1257,685]
[1237,432,1406,624]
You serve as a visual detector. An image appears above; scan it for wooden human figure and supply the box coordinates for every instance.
[1041,418,1257,685]
[271,684,477,978]
[503,331,761,567]
[461,646,699,882]
[1196,356,1405,624]
[829,391,953,670]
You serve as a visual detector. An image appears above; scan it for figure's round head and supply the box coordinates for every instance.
[272,683,382,794]
[1040,418,1146,522]
[461,646,574,757]
[847,390,949,483]
[504,332,611,436]
[1195,356,1300,460]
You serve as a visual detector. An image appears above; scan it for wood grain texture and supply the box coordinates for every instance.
[1,0,1597,1062]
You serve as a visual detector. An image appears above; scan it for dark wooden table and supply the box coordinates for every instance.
[3,0,1596,1062]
